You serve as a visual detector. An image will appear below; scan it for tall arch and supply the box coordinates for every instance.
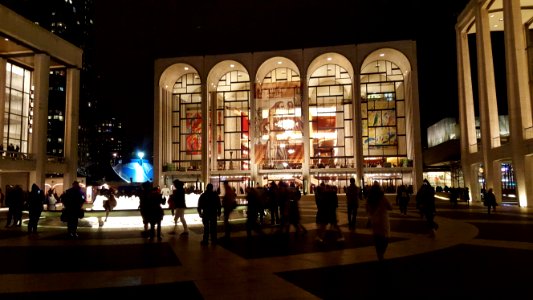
[360,48,416,190]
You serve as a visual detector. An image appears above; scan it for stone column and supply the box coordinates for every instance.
[63,68,80,188]
[31,54,50,189]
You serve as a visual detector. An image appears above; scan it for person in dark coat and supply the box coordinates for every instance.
[416,179,438,237]
[484,188,498,214]
[140,181,165,241]
[27,183,45,234]
[62,181,86,238]
[7,185,25,227]
[245,187,265,238]
[197,183,221,245]
[346,177,362,230]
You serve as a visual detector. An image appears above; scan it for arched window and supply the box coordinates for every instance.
[255,67,302,169]
[215,70,251,171]
[171,73,202,170]
[360,60,407,168]
[308,64,354,168]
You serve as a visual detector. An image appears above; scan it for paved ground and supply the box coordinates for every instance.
[0,196,532,299]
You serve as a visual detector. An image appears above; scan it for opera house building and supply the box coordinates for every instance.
[153,41,424,195]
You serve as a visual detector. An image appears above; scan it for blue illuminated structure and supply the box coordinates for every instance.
[112,158,153,183]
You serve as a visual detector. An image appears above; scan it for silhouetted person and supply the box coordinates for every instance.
[102,188,118,222]
[285,182,307,236]
[268,181,280,225]
[221,181,237,240]
[346,177,362,231]
[484,188,498,214]
[62,181,86,238]
[171,179,188,236]
[396,184,410,215]
[416,179,438,237]
[6,185,25,227]
[197,183,221,245]
[315,183,344,243]
[27,183,45,234]
[245,187,265,238]
[366,181,393,261]
[141,181,165,241]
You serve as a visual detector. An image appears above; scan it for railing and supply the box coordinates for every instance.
[0,151,34,160]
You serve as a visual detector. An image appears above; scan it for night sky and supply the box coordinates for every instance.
[93,0,471,153]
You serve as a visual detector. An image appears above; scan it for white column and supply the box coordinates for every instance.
[301,71,310,193]
[457,27,476,197]
[353,67,364,187]
[504,0,532,207]
[248,80,256,183]
[154,86,162,187]
[201,84,209,185]
[0,58,6,146]
[63,68,80,188]
[475,5,500,191]
[31,54,50,189]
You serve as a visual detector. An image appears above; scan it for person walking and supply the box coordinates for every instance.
[366,181,393,261]
[171,180,189,236]
[285,182,307,236]
[315,183,344,244]
[27,183,45,234]
[416,179,438,237]
[221,180,237,240]
[10,185,25,227]
[102,187,117,222]
[484,188,498,214]
[62,181,86,238]
[141,181,165,241]
[267,181,280,225]
[346,177,361,231]
[197,183,222,245]
[46,188,58,211]
[396,184,410,215]
[245,187,266,239]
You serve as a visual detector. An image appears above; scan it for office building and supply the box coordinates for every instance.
[0,4,82,193]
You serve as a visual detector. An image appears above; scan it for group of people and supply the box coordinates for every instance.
[3,177,500,263]
[3,180,86,238]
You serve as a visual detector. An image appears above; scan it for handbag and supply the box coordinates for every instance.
[78,209,85,219]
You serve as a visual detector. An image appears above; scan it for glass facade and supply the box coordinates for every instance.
[4,62,31,155]
[256,67,302,170]
[308,64,354,169]
[157,45,420,194]
[360,60,407,168]
[171,73,202,171]
[214,70,251,171]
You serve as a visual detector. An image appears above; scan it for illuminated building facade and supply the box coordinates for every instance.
[456,0,533,207]
[0,4,82,193]
[154,41,424,194]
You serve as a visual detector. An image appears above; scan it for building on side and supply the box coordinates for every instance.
[154,41,424,195]
[0,4,82,194]
[456,0,533,207]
